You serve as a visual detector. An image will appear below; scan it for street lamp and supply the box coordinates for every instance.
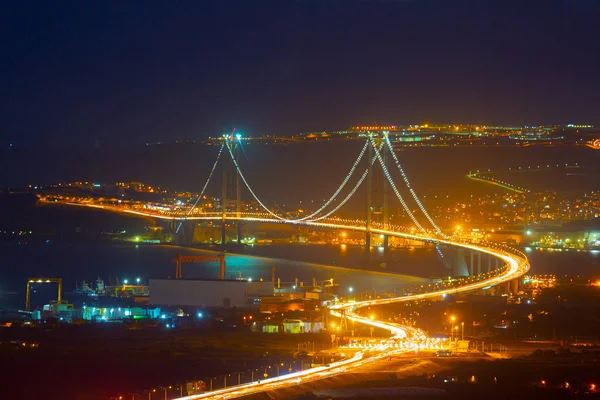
[461,322,465,341]
[348,287,353,293]
[450,316,455,342]
[136,277,141,284]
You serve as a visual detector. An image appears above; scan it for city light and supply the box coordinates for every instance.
[37,136,535,399]
[10,5,596,399]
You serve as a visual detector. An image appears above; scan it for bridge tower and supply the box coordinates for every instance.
[365,132,390,254]
[221,133,244,246]
[235,140,243,244]
[221,146,229,245]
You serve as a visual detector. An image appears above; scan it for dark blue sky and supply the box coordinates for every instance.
[1,0,599,147]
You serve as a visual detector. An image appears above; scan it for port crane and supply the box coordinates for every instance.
[171,253,226,279]
[26,278,62,311]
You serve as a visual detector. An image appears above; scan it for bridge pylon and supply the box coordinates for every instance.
[221,134,244,246]
[221,152,227,245]
[365,133,390,255]
[235,140,243,244]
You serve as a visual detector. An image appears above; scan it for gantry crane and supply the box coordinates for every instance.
[171,253,226,279]
[26,278,62,311]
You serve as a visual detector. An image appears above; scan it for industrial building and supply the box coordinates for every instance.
[149,279,274,309]
[81,305,161,321]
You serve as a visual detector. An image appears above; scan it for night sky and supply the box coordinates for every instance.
[1,0,599,147]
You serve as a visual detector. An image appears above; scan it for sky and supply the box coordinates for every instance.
[1,0,599,148]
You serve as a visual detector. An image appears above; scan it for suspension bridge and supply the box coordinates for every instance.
[60,132,529,399]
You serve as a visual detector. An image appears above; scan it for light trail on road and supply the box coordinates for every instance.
[177,346,412,400]
[56,203,528,399]
[46,133,531,399]
[162,218,526,398]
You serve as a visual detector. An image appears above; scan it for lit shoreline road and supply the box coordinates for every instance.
[173,235,528,400]
[54,202,529,399]
[177,347,412,400]
[466,174,528,193]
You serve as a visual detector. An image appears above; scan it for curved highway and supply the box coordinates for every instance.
[171,229,528,399]
[57,203,529,399]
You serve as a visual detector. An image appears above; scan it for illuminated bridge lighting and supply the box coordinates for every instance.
[53,136,530,399]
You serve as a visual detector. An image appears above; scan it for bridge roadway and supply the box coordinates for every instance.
[60,203,529,399]
[170,236,528,399]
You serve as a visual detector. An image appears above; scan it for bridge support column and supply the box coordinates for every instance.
[510,279,519,294]
[173,220,195,246]
[221,221,226,245]
[237,223,242,244]
[487,255,492,273]
[476,252,481,276]
[454,247,469,277]
[383,234,389,253]
[469,251,475,276]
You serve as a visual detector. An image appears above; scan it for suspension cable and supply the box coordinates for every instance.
[370,137,430,237]
[226,142,288,221]
[307,142,383,222]
[295,140,369,221]
[176,143,225,233]
[383,134,445,236]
